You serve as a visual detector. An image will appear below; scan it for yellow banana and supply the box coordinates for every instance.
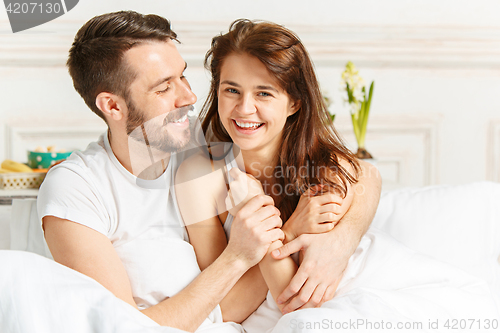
[1,160,33,173]
[0,168,12,173]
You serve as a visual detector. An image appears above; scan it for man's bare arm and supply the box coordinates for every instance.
[339,159,382,236]
[44,195,283,332]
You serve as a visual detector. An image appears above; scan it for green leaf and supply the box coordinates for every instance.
[357,102,364,128]
[358,81,374,148]
[351,113,361,147]
[346,83,354,104]
[366,81,374,114]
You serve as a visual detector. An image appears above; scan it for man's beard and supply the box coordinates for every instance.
[126,100,193,154]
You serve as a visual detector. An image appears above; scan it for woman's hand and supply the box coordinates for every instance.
[282,185,345,243]
[225,168,265,216]
[226,194,284,267]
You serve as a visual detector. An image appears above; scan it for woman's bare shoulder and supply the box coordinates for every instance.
[337,156,356,175]
[175,148,227,191]
[177,149,213,182]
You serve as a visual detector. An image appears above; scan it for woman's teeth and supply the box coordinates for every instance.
[235,120,263,129]
[172,115,188,123]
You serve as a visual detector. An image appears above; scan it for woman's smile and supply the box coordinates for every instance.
[232,119,265,133]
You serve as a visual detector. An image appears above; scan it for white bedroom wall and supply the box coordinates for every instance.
[1,0,499,189]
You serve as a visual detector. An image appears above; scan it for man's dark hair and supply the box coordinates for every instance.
[67,11,178,121]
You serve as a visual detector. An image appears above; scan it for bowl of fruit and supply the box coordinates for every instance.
[27,146,72,170]
[0,159,45,189]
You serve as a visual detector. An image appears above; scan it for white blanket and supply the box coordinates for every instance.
[0,250,242,333]
[242,228,499,333]
[1,228,498,333]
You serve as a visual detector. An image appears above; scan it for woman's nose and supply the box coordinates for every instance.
[237,95,256,114]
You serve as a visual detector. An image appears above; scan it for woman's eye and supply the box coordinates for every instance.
[227,88,238,94]
[258,92,272,97]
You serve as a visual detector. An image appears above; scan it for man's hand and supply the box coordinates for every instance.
[282,186,344,243]
[270,231,350,314]
[226,194,284,268]
[270,160,382,314]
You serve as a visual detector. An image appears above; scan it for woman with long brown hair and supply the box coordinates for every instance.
[175,18,497,333]
[201,19,360,222]
[175,18,363,321]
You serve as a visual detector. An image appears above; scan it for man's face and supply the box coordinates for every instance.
[124,40,197,153]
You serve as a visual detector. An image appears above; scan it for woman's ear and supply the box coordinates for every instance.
[96,92,125,121]
[288,100,301,117]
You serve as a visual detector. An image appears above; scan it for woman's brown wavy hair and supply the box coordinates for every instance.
[200,19,360,221]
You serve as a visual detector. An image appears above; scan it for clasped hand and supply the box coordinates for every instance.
[281,185,344,243]
[226,170,348,313]
[225,168,284,267]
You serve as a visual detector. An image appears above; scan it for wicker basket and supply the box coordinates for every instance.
[0,172,46,189]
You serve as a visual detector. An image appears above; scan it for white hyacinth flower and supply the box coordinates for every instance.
[340,61,375,153]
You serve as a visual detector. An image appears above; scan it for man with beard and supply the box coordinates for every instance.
[37,10,381,333]
[38,11,284,332]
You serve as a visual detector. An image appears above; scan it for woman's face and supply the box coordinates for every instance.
[217,52,298,154]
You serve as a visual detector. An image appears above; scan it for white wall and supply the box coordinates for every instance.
[1,0,499,189]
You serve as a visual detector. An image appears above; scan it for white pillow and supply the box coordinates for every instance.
[372,181,500,289]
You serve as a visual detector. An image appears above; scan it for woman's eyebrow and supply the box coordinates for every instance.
[256,85,278,93]
[220,80,240,87]
[220,80,278,93]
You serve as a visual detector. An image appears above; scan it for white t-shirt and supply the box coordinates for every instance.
[37,132,215,315]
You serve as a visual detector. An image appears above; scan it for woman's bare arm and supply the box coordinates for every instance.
[257,240,297,310]
[271,159,382,313]
[175,154,268,322]
[259,178,354,310]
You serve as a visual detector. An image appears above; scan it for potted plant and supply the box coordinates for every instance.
[340,61,374,159]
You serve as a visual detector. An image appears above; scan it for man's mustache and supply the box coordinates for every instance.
[164,105,194,125]
[128,104,195,143]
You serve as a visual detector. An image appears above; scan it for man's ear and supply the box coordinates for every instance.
[96,92,126,121]
[288,100,301,117]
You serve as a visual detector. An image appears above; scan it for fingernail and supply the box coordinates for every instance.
[277,298,283,304]
[272,249,280,257]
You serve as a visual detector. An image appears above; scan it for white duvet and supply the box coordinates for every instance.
[1,228,498,333]
[243,228,499,332]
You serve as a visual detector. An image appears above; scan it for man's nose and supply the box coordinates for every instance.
[175,80,197,107]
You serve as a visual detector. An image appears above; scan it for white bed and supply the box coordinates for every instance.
[1,181,499,332]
